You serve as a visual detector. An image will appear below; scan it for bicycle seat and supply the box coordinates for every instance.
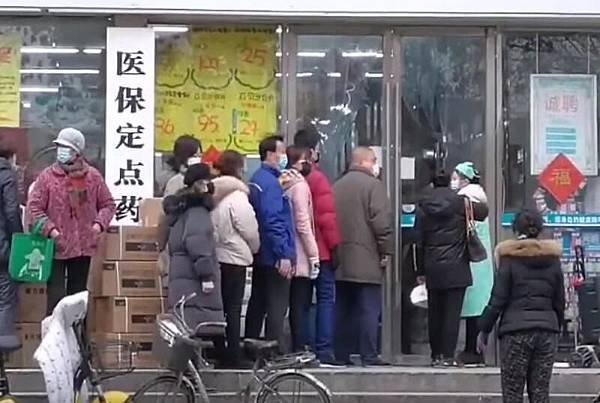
[192,321,227,338]
[0,334,21,353]
[244,339,278,354]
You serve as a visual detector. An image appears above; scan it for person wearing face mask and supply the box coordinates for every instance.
[27,128,116,314]
[333,147,393,366]
[0,138,23,345]
[163,135,202,197]
[162,163,225,333]
[451,162,493,367]
[211,151,260,368]
[245,135,296,353]
[279,145,320,353]
[294,128,341,365]
[414,170,488,367]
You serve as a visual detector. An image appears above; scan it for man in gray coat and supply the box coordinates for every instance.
[333,147,393,366]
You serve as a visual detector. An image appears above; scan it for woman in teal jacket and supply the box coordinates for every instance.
[451,162,494,366]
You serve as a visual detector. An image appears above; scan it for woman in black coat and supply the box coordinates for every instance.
[478,209,564,403]
[414,170,487,367]
[163,163,225,335]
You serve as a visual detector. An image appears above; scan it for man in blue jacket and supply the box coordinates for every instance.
[245,135,296,351]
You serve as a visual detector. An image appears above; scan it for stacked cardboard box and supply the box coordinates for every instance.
[92,225,164,369]
[6,285,46,368]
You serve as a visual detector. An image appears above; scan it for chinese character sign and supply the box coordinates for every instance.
[0,33,21,127]
[538,153,585,205]
[105,28,155,225]
[155,27,277,154]
[531,74,598,176]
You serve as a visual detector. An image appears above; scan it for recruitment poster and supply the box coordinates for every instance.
[155,27,278,154]
[530,74,598,176]
[0,33,21,127]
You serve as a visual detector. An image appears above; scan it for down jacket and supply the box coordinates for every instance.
[248,164,295,268]
[281,169,319,278]
[479,239,565,337]
[0,158,23,267]
[415,187,488,290]
[27,162,116,260]
[211,175,260,267]
[163,190,225,330]
[305,164,340,262]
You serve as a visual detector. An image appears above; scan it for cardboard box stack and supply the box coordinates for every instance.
[92,224,164,369]
[6,285,46,368]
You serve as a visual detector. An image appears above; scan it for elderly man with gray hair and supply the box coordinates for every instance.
[333,146,393,366]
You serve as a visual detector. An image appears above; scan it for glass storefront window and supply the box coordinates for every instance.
[0,17,109,201]
[401,36,487,205]
[503,33,600,214]
[295,35,383,180]
[153,26,282,195]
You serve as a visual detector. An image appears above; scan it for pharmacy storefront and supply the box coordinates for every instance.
[3,0,600,365]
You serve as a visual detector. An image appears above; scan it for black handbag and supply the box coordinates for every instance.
[464,198,487,263]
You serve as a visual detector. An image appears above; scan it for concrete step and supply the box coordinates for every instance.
[7,368,600,401]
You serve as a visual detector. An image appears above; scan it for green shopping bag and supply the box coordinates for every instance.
[8,219,54,283]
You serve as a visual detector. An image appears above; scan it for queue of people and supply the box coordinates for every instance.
[0,124,564,401]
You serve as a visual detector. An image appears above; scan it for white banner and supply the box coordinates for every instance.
[531,74,598,176]
[105,28,155,225]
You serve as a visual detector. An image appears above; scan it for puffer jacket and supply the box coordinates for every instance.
[415,187,488,290]
[281,169,319,278]
[0,158,23,267]
[479,239,565,337]
[163,190,225,330]
[305,164,340,262]
[26,162,116,260]
[211,175,260,267]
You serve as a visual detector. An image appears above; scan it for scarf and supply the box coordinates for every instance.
[59,158,88,216]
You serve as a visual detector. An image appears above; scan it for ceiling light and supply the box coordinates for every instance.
[21,101,32,108]
[152,26,189,33]
[21,68,100,75]
[365,72,384,78]
[296,72,313,78]
[298,51,326,58]
[20,87,59,93]
[83,48,103,54]
[21,47,79,54]
[327,72,341,78]
[342,51,383,58]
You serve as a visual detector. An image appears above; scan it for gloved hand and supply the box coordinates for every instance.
[476,332,489,354]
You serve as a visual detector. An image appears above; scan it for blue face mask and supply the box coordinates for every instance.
[278,154,288,171]
[57,147,74,164]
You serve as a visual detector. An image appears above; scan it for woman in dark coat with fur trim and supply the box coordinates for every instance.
[163,163,225,334]
[478,209,564,403]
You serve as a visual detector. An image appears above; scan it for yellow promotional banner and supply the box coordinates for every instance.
[0,34,21,127]
[155,27,277,155]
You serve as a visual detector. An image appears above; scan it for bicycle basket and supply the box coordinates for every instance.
[153,313,198,372]
[91,340,136,374]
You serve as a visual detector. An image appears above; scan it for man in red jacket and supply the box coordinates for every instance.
[294,128,341,365]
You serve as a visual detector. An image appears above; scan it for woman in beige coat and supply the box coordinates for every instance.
[211,151,259,368]
[281,146,319,352]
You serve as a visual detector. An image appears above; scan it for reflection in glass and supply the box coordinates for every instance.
[295,35,383,180]
[401,37,486,204]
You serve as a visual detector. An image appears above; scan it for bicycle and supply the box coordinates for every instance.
[129,293,332,403]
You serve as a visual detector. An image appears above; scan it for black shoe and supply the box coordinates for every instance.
[458,351,485,367]
[441,357,460,368]
[362,357,392,367]
[319,357,348,367]
[431,356,443,367]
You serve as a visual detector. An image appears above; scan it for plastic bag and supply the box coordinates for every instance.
[410,284,428,309]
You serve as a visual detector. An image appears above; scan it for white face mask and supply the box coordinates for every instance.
[187,156,202,166]
[372,163,381,178]
[450,178,460,190]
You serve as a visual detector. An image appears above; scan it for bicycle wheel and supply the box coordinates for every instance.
[129,375,196,403]
[256,372,331,403]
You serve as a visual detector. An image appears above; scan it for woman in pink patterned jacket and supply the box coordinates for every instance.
[280,145,320,353]
[26,128,116,314]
